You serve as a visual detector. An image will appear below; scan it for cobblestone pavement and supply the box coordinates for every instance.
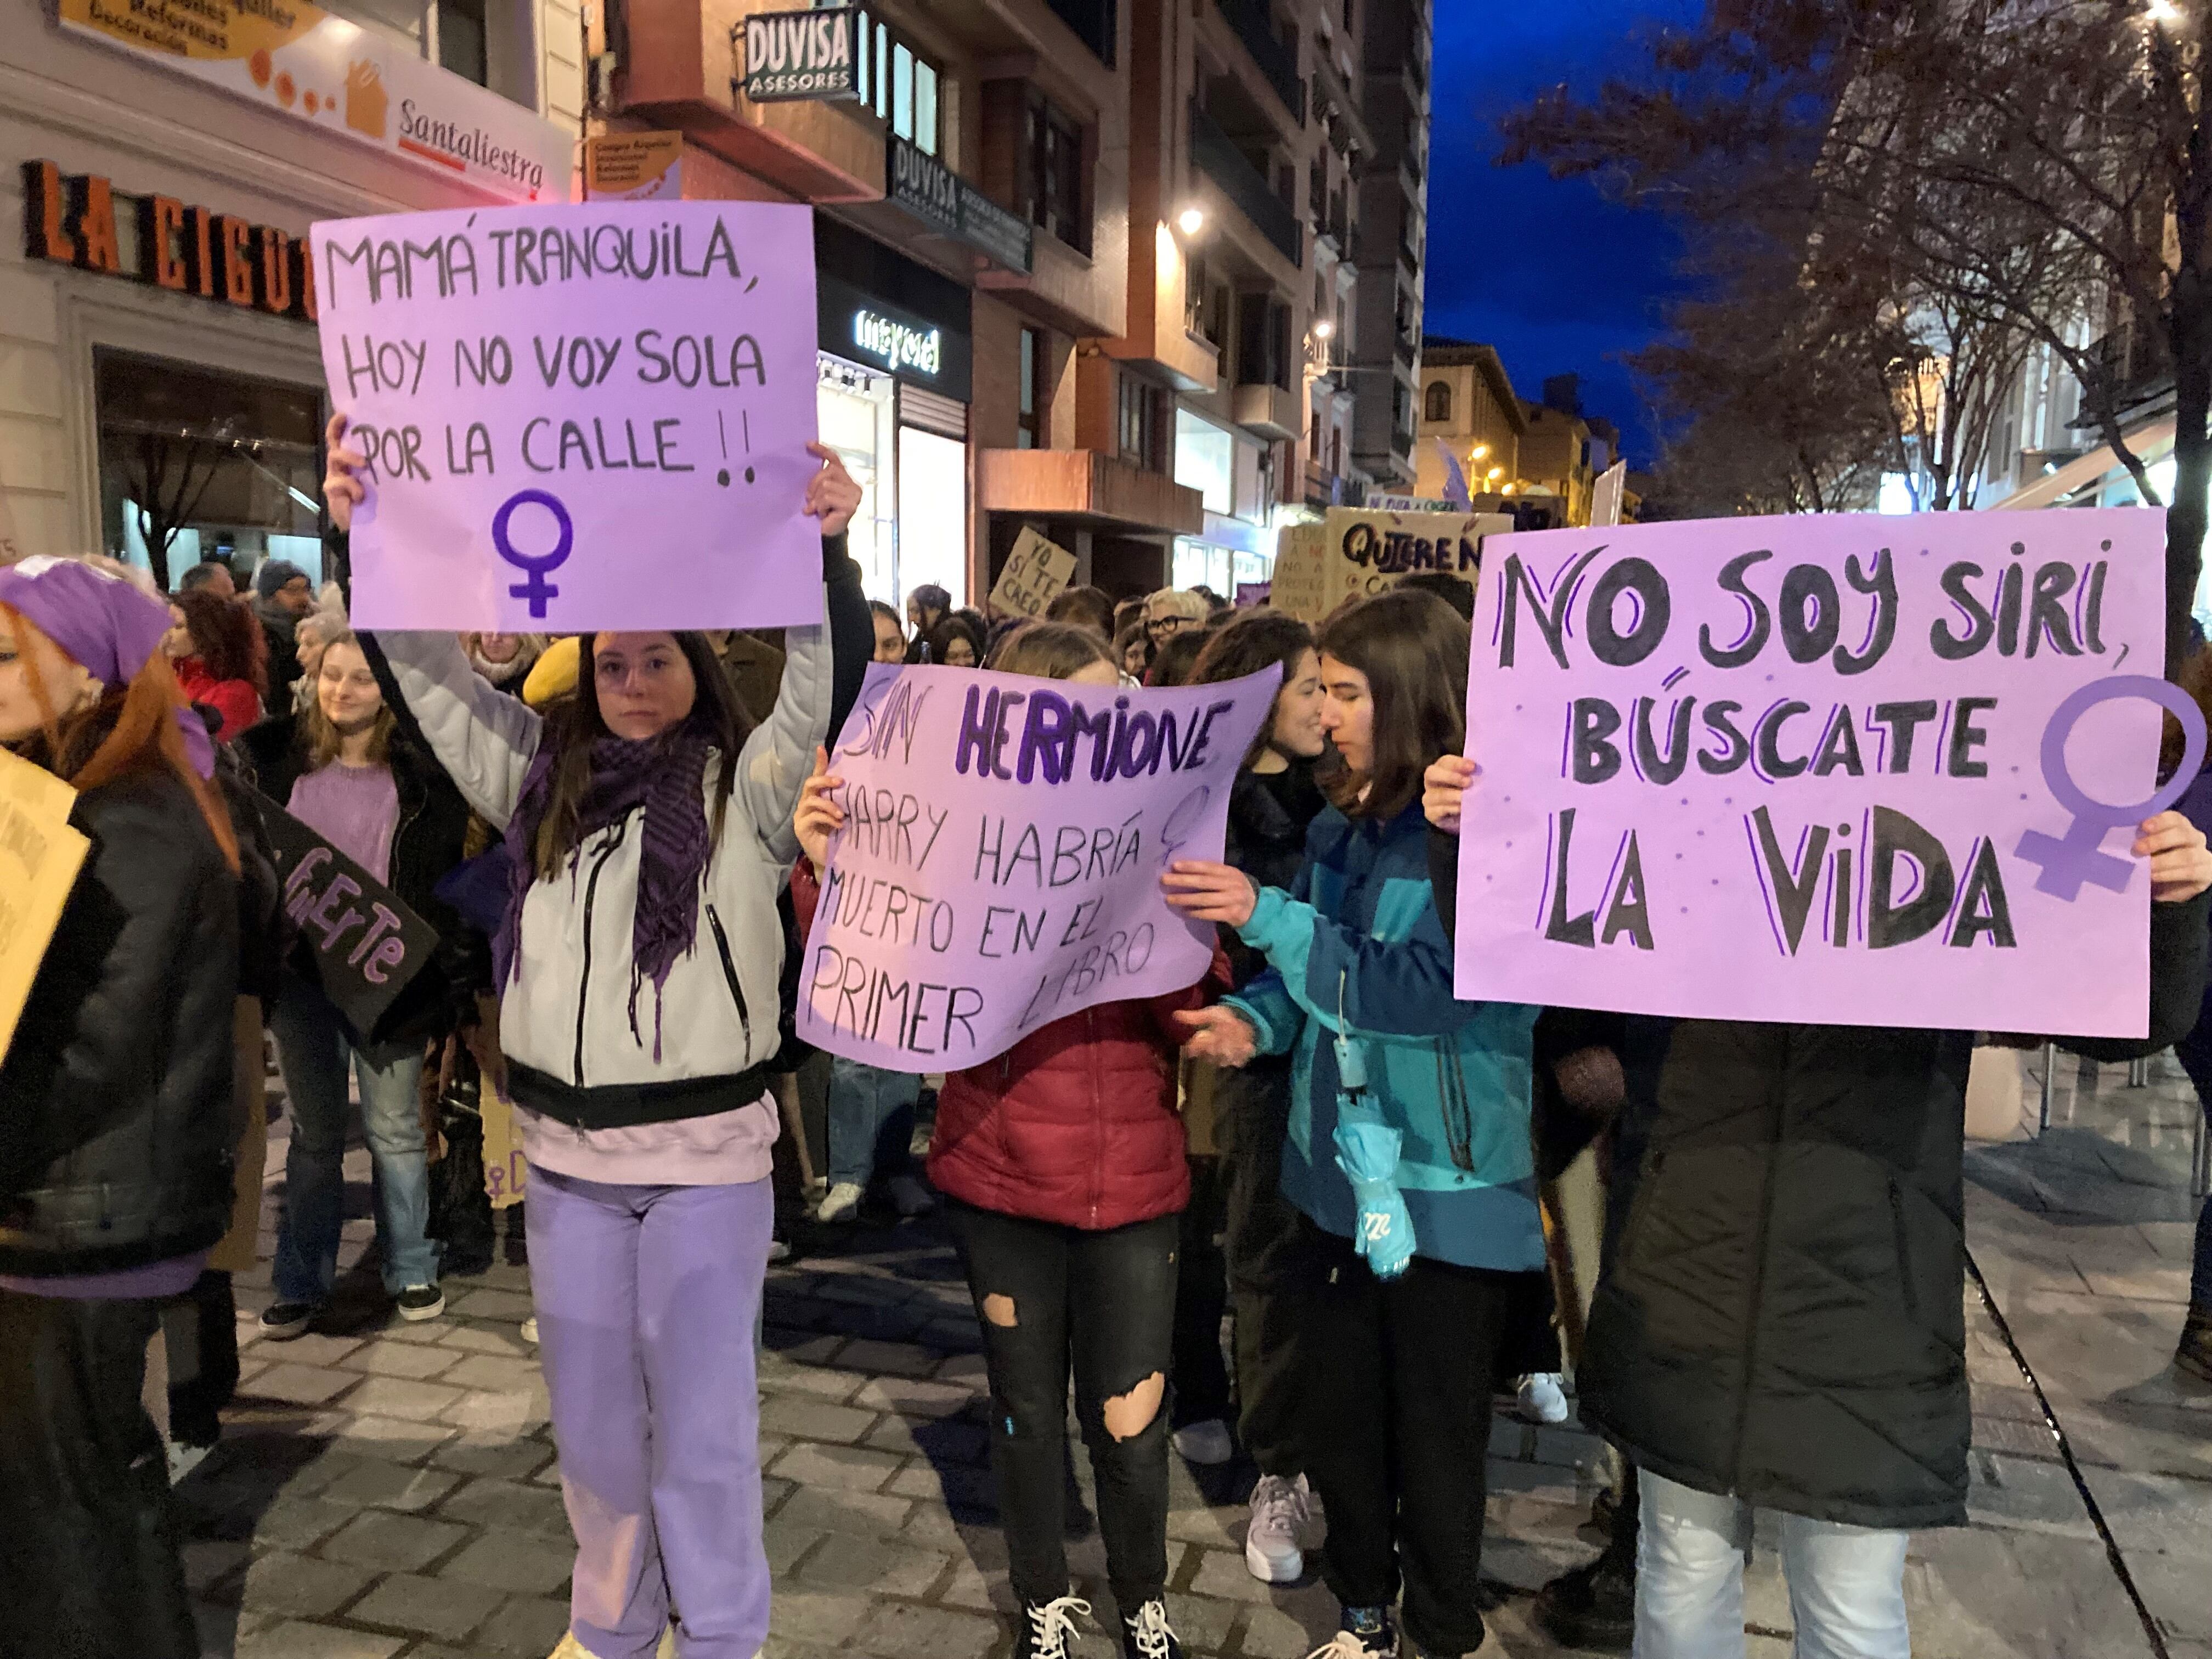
[176,1056,2212,1659]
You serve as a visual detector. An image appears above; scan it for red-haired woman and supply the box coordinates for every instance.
[164,584,268,741]
[0,555,242,1659]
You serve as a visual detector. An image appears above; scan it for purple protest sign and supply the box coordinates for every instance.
[797,662,1279,1070]
[311,201,823,631]
[1453,509,2180,1038]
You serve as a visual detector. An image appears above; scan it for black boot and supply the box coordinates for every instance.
[1015,1594,1091,1659]
[2178,1306,2212,1385]
[1121,1599,1183,1659]
[1534,1541,1637,1652]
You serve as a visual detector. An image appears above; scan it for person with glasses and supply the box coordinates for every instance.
[1143,589,1209,645]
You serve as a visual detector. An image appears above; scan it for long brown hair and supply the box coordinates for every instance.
[2,599,238,870]
[1316,587,1469,819]
[300,630,396,771]
[1192,610,1316,768]
[531,631,750,881]
[173,586,268,692]
[987,619,1114,680]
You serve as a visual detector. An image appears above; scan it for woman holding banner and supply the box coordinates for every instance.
[323,420,869,1659]
[793,620,1215,1659]
[1163,587,1547,1659]
[0,555,241,1659]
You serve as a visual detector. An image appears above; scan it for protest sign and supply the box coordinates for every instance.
[796,662,1278,1070]
[312,200,824,632]
[0,748,88,1060]
[989,527,1076,619]
[1452,510,2188,1037]
[1269,508,1507,621]
[258,794,442,1045]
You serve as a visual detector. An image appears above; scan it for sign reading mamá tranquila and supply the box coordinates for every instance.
[1452,510,2196,1039]
[57,0,571,202]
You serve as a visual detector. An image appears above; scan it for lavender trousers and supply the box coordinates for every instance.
[528,1166,774,1659]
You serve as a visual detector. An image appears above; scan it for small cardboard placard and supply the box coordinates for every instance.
[989,527,1077,620]
[0,747,88,1060]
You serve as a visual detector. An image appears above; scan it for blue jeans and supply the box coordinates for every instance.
[270,976,439,1302]
[825,1058,921,1189]
[1635,1470,1910,1659]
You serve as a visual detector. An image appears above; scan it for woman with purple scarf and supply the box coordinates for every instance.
[0,556,240,1659]
[323,419,869,1659]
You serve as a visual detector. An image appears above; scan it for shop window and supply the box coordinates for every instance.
[899,425,968,608]
[1425,380,1452,424]
[94,348,325,594]
[1119,374,1166,472]
[1018,326,1045,449]
[856,9,942,155]
[1021,93,1091,257]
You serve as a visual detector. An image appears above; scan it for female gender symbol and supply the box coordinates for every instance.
[1159,785,1212,866]
[2015,674,2208,900]
[492,489,573,619]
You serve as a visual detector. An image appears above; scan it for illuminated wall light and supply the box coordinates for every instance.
[1176,205,1206,236]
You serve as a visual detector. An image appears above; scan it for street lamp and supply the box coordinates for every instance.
[1313,318,1335,339]
[1177,205,1206,237]
[1471,443,1491,461]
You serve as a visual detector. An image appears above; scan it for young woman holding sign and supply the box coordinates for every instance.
[1162,587,1549,1659]
[0,555,241,1659]
[242,629,473,1336]
[793,620,1218,1659]
[324,417,870,1659]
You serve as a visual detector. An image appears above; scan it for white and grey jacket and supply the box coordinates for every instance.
[370,561,868,1131]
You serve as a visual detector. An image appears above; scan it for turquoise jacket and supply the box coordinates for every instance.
[1224,801,1545,1272]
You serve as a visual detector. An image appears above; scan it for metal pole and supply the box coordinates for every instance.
[2040,1042,2056,1134]
[2128,1056,2149,1088]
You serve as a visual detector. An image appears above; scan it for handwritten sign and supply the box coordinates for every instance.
[1452,510,2185,1038]
[481,1083,527,1209]
[311,201,824,631]
[258,794,442,1045]
[0,748,88,1059]
[989,527,1076,619]
[1269,508,1508,621]
[797,662,1278,1069]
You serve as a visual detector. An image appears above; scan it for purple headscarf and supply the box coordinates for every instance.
[0,555,215,777]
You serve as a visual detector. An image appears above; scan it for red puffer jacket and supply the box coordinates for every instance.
[929,990,1211,1231]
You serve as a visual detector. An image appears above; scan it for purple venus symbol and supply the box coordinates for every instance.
[492,489,574,619]
[2015,675,2207,900]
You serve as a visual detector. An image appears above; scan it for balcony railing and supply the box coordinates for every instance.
[1190,101,1305,267]
[1044,0,1117,65]
[1217,0,1306,125]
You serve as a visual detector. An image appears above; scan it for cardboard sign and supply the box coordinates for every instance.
[481,1083,527,1209]
[258,794,441,1045]
[584,132,683,201]
[1591,462,1628,528]
[797,662,1278,1069]
[1452,510,2180,1037]
[1269,508,1509,621]
[0,749,89,1060]
[312,200,825,631]
[989,527,1076,619]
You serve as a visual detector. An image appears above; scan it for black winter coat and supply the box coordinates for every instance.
[1428,826,2209,1530]
[0,771,239,1276]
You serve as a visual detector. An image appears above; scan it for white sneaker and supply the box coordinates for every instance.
[1173,1418,1235,1465]
[887,1173,938,1217]
[1517,1372,1570,1425]
[521,1316,539,1344]
[1020,1593,1092,1659]
[1245,1472,1312,1583]
[817,1181,864,1223]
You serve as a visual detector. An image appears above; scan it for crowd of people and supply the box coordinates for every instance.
[4,424,2212,1659]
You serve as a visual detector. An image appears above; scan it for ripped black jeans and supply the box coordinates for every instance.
[944,1199,1181,1610]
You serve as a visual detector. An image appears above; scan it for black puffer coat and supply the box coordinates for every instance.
[0,771,239,1276]
[1429,826,2209,1530]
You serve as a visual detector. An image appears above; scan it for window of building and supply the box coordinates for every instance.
[1023,94,1091,256]
[1018,326,1045,449]
[1119,373,1166,471]
[436,0,486,83]
[1330,424,1343,476]
[1238,294,1293,392]
[1175,408,1234,515]
[325,0,492,88]
[1425,380,1452,424]
[855,9,941,155]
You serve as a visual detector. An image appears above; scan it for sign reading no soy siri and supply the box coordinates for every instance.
[311,201,824,631]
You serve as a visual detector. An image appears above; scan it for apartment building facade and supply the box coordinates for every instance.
[1,0,583,579]
[1347,0,1427,492]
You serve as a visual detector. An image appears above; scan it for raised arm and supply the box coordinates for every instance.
[362,629,543,830]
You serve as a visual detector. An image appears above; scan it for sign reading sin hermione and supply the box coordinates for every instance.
[55,0,572,202]
[742,7,859,103]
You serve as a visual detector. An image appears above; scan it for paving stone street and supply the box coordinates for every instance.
[174,1050,2212,1659]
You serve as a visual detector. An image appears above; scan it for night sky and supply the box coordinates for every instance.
[1423,3,1704,469]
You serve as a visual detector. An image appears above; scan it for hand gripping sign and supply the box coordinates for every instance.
[1451,508,2191,1039]
[796,662,1278,1071]
[312,200,825,631]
